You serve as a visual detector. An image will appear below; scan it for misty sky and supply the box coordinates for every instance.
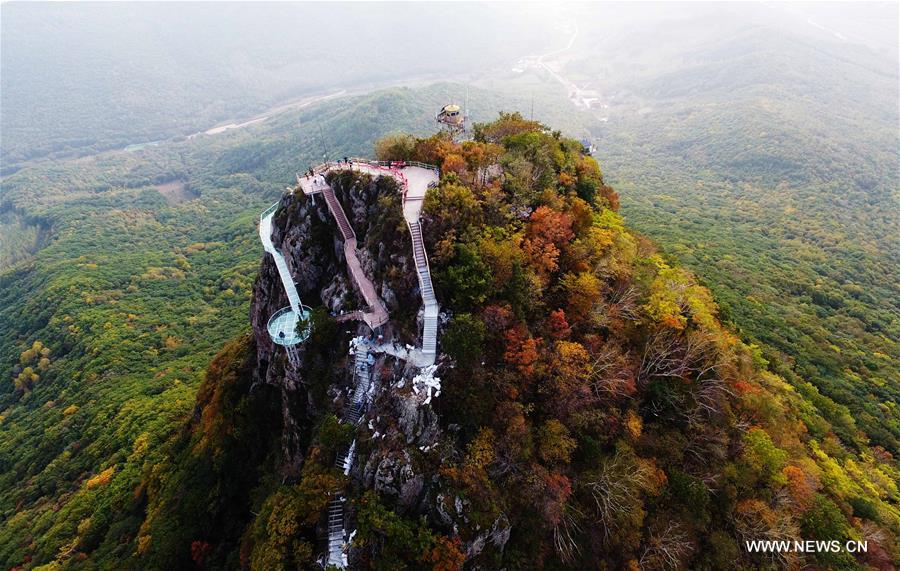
[1,1,896,165]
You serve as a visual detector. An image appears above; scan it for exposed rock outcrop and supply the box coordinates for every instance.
[249,174,508,566]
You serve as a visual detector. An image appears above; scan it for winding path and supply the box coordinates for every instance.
[298,160,439,363]
[259,203,311,364]
[284,160,440,567]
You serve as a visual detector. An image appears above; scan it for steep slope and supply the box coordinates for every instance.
[1,81,896,569]
[138,117,896,569]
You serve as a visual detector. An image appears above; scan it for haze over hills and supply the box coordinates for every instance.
[0,2,555,169]
[0,2,898,569]
[577,6,900,455]
[472,2,899,454]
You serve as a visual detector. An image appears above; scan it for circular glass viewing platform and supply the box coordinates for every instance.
[267,305,312,346]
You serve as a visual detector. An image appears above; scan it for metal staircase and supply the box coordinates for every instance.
[407,220,438,355]
[326,343,371,568]
[326,497,346,568]
[344,348,370,424]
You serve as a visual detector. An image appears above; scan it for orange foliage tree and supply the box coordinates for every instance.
[523,206,573,283]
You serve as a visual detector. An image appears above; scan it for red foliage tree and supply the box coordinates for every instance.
[482,303,515,333]
[523,206,574,281]
[191,540,212,568]
[423,536,466,571]
[547,309,572,339]
[504,323,541,378]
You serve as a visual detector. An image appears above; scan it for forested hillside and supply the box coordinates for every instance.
[1,34,898,566]
[461,7,900,473]
[2,104,897,569]
[2,2,897,568]
[583,25,899,457]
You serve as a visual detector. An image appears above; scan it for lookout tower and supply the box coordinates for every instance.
[436,103,466,138]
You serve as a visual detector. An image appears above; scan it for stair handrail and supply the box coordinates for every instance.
[405,160,440,173]
[322,187,357,241]
[407,220,433,289]
[260,201,279,220]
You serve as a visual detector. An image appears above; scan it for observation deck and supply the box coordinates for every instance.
[267,305,312,346]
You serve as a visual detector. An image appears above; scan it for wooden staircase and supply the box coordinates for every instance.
[321,185,389,330]
[322,186,356,241]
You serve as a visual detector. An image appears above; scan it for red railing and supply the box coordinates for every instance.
[301,158,437,200]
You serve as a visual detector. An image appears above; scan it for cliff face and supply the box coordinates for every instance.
[253,173,421,359]
[245,171,511,565]
[330,171,421,339]
[251,192,339,474]
[356,378,513,561]
[250,176,424,475]
[252,190,349,379]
